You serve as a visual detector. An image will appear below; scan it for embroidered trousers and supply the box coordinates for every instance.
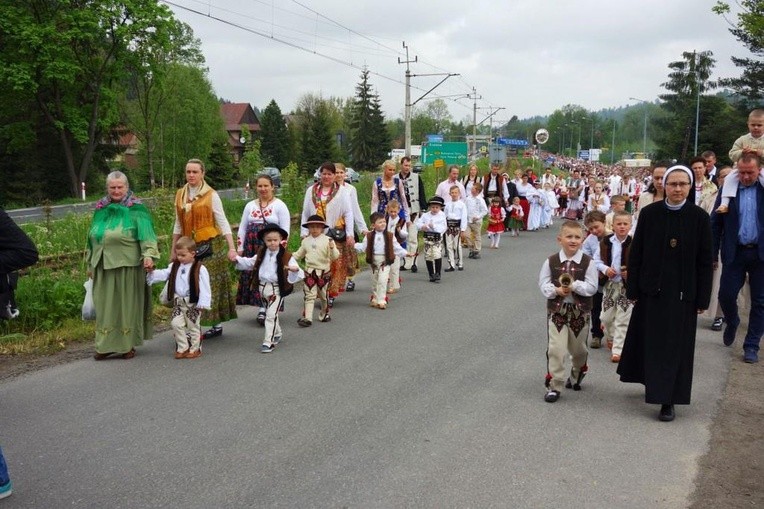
[371,255,391,305]
[599,281,633,355]
[303,269,330,322]
[546,303,590,392]
[260,282,284,347]
[172,297,202,353]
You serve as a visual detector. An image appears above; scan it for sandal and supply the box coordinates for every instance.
[93,352,115,361]
[120,348,136,360]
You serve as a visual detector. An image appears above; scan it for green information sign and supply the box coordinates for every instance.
[423,142,468,165]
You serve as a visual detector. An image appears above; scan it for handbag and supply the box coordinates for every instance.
[195,240,213,260]
[81,278,96,321]
[327,228,347,242]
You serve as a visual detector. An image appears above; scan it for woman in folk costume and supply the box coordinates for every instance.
[515,174,535,230]
[617,165,712,422]
[335,163,368,293]
[172,159,238,339]
[300,161,355,307]
[87,171,159,359]
[236,174,291,325]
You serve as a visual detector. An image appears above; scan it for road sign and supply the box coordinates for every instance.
[497,138,529,147]
[433,159,445,169]
[490,144,507,163]
[578,149,590,161]
[423,142,468,165]
[427,134,444,143]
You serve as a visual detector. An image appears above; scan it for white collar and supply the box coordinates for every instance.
[559,249,584,263]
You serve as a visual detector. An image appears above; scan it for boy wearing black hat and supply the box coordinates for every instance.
[415,196,448,283]
[234,224,303,353]
[293,215,340,326]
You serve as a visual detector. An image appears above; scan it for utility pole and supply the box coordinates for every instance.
[398,42,417,157]
[468,88,481,159]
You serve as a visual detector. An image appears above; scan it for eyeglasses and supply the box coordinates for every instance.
[665,182,691,188]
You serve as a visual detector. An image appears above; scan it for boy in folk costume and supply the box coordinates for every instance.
[147,236,211,359]
[583,210,607,349]
[355,212,408,309]
[538,221,599,403]
[415,196,448,283]
[444,186,468,271]
[595,210,634,363]
[604,195,627,235]
[234,224,303,353]
[292,215,340,327]
[465,182,488,259]
[385,199,408,293]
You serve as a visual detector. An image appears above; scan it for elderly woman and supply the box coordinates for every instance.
[335,163,367,292]
[236,173,291,324]
[301,161,354,307]
[617,165,713,422]
[87,171,159,360]
[173,159,238,339]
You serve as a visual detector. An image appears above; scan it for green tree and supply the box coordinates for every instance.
[656,51,717,160]
[713,1,764,108]
[348,69,389,170]
[294,94,339,174]
[121,20,205,189]
[259,99,290,169]
[0,0,178,197]
[424,99,452,134]
[238,138,263,185]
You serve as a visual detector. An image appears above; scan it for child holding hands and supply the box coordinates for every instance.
[293,215,340,326]
[355,212,408,309]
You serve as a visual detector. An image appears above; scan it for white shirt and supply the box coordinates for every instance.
[465,195,488,223]
[435,179,466,201]
[539,249,599,302]
[444,200,468,231]
[237,198,291,250]
[354,231,408,257]
[415,210,448,234]
[148,262,212,309]
[235,252,303,285]
[595,235,629,283]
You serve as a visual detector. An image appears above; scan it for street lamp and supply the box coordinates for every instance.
[629,97,649,156]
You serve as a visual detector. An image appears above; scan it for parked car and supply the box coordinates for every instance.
[313,166,360,183]
[259,167,281,187]
[412,162,423,173]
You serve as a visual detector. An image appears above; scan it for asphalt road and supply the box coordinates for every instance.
[0,226,730,508]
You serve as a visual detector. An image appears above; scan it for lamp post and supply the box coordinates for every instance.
[611,119,616,164]
[629,97,649,157]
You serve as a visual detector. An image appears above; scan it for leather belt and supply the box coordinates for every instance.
[739,243,757,249]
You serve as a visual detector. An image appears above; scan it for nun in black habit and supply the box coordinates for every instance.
[617,165,713,422]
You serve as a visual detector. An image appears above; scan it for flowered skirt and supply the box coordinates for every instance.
[236,221,266,306]
[329,241,352,298]
[201,235,237,326]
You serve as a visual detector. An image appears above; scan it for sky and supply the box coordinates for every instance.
[164,0,748,124]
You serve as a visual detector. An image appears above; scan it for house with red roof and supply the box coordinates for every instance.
[220,102,261,163]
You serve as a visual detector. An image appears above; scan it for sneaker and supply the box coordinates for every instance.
[346,280,356,291]
[710,317,724,331]
[273,335,282,346]
[0,480,12,500]
[544,390,560,403]
[590,337,602,349]
[260,344,274,353]
[744,349,759,364]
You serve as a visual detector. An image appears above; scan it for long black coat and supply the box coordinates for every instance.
[617,200,713,405]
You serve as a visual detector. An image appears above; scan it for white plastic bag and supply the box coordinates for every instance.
[81,278,96,320]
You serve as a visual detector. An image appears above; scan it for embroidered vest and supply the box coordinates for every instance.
[365,230,395,266]
[375,177,401,214]
[400,172,421,214]
[249,246,295,297]
[167,260,202,304]
[483,174,506,201]
[547,253,593,313]
[598,234,632,287]
[175,190,219,242]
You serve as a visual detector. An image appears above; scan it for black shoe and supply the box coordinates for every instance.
[723,322,737,346]
[564,378,582,391]
[328,297,335,308]
[410,264,418,273]
[435,273,441,281]
[444,267,455,272]
[658,404,675,422]
[256,310,266,326]
[473,253,480,259]
[711,317,724,331]
[202,326,222,340]
[544,390,560,403]
[345,280,355,292]
[457,266,464,271]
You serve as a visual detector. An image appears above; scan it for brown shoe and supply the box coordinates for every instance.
[611,354,621,363]
[174,350,189,359]
[120,349,136,360]
[185,350,202,359]
[93,352,115,361]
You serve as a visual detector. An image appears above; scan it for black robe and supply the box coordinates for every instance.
[617,200,713,405]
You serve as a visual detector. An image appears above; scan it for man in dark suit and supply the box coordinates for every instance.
[711,153,764,363]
